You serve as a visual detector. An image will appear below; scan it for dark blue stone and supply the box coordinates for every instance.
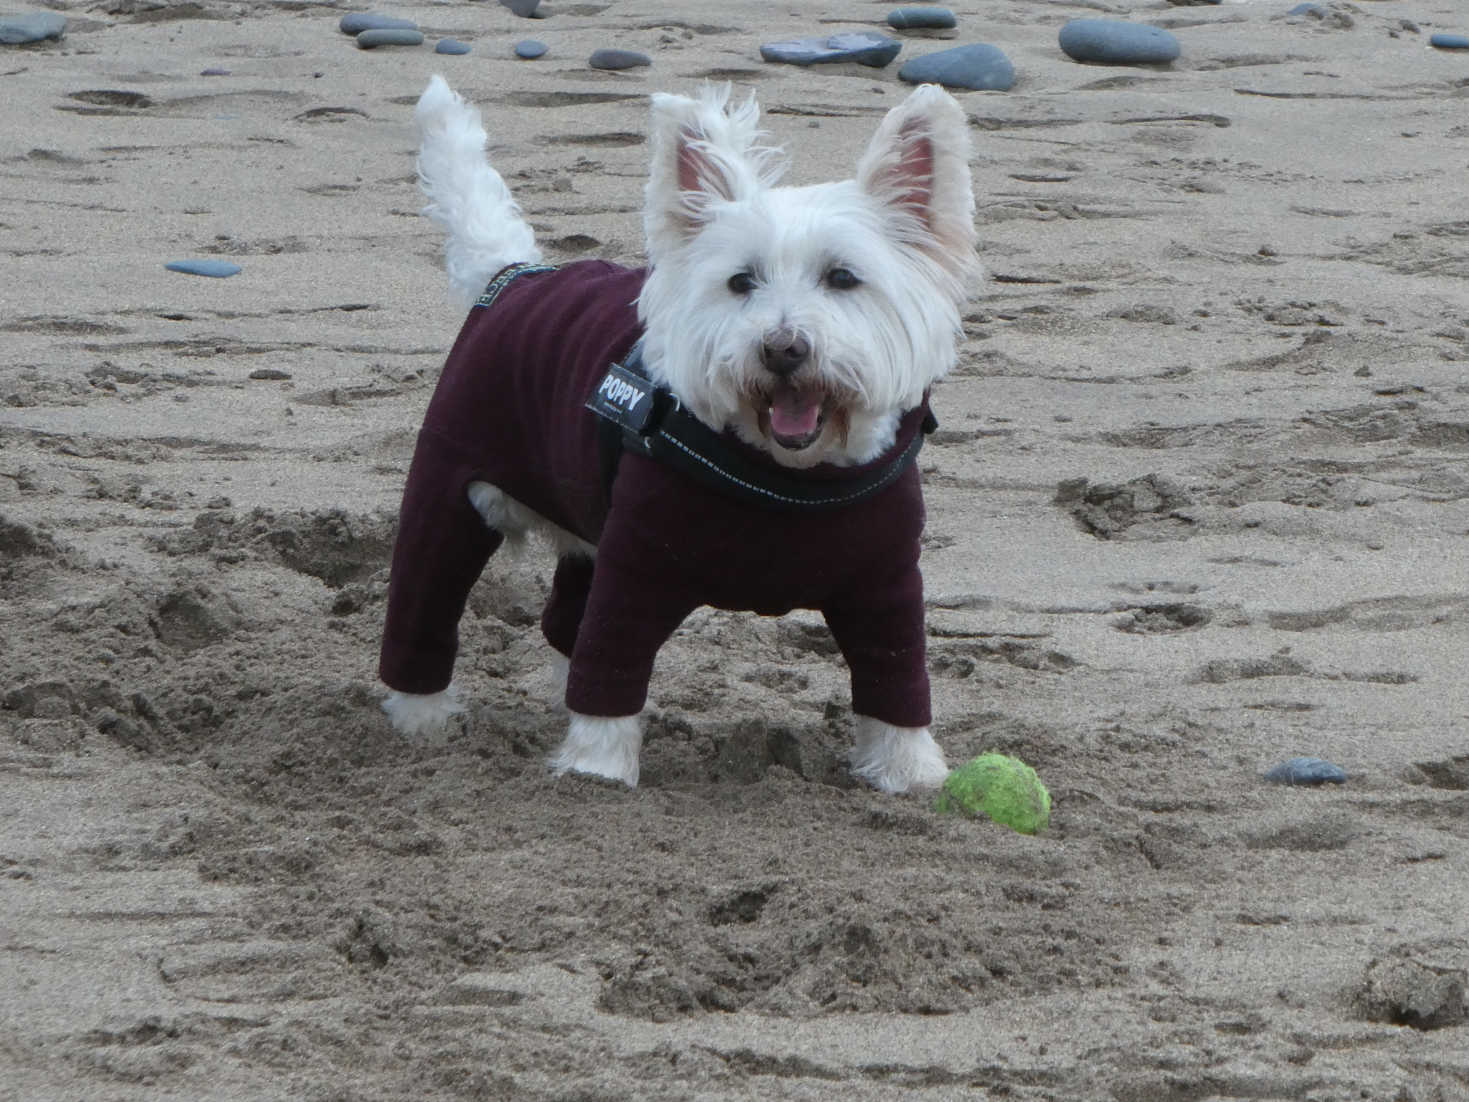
[500,0,541,16]
[760,32,901,68]
[356,28,424,48]
[1264,757,1348,786]
[338,12,417,35]
[1430,33,1469,49]
[899,42,1014,90]
[1286,2,1322,13]
[165,259,242,279]
[589,48,650,70]
[887,7,956,31]
[514,39,548,59]
[0,11,66,44]
[1059,19,1181,65]
[435,38,471,55]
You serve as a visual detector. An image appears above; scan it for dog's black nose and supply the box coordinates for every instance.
[761,332,809,377]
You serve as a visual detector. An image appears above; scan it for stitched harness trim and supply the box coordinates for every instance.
[588,342,934,512]
[654,424,922,508]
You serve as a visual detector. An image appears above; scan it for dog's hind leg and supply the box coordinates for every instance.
[379,478,510,737]
[540,553,593,697]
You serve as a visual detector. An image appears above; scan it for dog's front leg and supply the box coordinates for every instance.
[850,716,949,794]
[550,712,644,787]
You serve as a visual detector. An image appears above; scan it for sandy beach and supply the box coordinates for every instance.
[3,0,1468,1097]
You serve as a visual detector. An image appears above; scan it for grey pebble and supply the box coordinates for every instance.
[1059,19,1180,65]
[500,0,542,16]
[0,11,66,44]
[338,12,417,35]
[435,38,471,55]
[760,32,901,68]
[165,259,242,279]
[1264,756,1348,786]
[887,8,956,31]
[357,28,425,49]
[899,42,1014,90]
[589,48,650,70]
[514,39,548,59]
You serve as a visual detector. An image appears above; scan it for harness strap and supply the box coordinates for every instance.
[473,262,559,310]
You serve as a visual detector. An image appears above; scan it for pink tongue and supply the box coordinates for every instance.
[769,391,822,437]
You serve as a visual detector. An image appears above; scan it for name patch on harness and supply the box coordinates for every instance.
[586,360,658,435]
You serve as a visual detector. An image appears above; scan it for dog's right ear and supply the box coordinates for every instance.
[856,83,978,285]
[644,85,782,258]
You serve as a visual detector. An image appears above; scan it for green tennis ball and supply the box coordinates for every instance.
[935,752,1051,834]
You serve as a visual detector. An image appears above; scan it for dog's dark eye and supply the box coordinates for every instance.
[727,271,757,295]
[825,267,861,291]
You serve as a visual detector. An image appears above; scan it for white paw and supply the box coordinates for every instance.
[550,712,642,787]
[850,716,949,794]
[382,686,464,737]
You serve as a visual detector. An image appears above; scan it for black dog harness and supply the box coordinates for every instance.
[586,343,936,512]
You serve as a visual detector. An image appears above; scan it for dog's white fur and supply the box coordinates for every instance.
[385,76,980,794]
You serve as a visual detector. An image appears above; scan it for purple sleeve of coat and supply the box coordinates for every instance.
[562,506,700,718]
[378,427,503,695]
[823,559,931,729]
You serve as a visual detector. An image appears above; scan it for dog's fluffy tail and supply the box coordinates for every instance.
[415,75,542,307]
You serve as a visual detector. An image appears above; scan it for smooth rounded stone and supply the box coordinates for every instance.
[760,32,901,68]
[899,42,1013,91]
[514,39,547,59]
[1059,19,1181,65]
[165,259,242,279]
[588,48,650,70]
[338,12,417,35]
[1430,33,1469,49]
[1286,2,1323,13]
[887,7,956,31]
[435,38,471,55]
[0,11,66,44]
[1264,756,1348,786]
[499,0,541,16]
[357,28,424,49]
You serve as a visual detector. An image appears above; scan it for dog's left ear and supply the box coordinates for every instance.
[644,84,783,259]
[856,84,978,282]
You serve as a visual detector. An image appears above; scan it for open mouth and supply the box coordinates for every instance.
[759,385,829,451]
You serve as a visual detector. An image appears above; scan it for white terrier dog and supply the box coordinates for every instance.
[379,76,979,793]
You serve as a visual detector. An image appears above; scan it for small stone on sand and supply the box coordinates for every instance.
[760,32,901,68]
[165,259,242,279]
[338,12,417,35]
[589,48,650,70]
[899,42,1014,90]
[0,11,66,44]
[1059,19,1181,65]
[356,28,425,49]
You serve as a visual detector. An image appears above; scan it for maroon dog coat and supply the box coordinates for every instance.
[379,260,933,726]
